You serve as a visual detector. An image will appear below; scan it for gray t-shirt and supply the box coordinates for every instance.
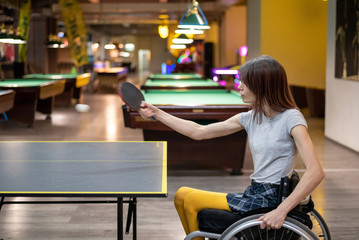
[240,109,307,184]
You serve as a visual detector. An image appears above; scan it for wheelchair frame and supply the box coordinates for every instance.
[185,171,330,240]
[309,208,331,240]
[189,213,319,240]
[185,209,330,240]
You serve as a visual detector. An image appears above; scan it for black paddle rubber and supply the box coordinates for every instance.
[118,82,144,111]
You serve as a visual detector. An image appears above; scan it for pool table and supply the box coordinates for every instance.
[148,73,203,80]
[0,90,15,114]
[0,79,65,127]
[122,89,250,175]
[94,67,128,93]
[141,78,225,90]
[23,73,91,106]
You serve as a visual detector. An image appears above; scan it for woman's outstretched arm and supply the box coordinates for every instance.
[139,101,244,140]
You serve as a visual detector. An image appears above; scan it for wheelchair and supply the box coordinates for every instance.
[185,171,330,240]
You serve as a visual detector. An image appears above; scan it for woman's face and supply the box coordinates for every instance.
[238,81,255,104]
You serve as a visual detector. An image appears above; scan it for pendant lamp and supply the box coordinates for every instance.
[178,0,210,30]
[172,34,193,44]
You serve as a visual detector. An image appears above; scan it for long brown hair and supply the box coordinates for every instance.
[239,55,297,122]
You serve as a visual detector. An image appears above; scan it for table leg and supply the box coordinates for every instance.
[125,198,137,240]
[125,198,134,234]
[0,196,4,211]
[117,197,123,240]
[133,197,137,240]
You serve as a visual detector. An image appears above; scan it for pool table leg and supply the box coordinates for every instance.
[6,91,37,127]
[73,87,82,103]
[54,82,74,107]
[37,97,55,119]
[229,168,243,175]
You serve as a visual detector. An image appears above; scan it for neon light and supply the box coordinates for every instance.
[212,69,239,75]
[219,80,226,86]
[161,63,167,74]
[239,46,248,57]
[234,79,241,89]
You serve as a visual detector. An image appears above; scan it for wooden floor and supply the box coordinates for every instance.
[0,78,359,240]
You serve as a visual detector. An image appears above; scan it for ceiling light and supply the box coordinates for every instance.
[125,43,135,51]
[5,26,17,44]
[170,44,186,50]
[91,42,99,51]
[179,24,210,30]
[119,51,131,57]
[12,35,26,44]
[175,28,203,35]
[104,43,116,50]
[159,14,169,19]
[158,24,169,38]
[178,0,210,30]
[0,24,12,43]
[12,28,26,44]
[172,34,193,44]
[46,34,62,48]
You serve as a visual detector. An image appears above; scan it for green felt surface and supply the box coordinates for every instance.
[0,79,54,87]
[148,73,203,80]
[24,74,79,80]
[144,79,219,87]
[143,89,247,105]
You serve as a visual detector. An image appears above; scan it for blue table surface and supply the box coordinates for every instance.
[0,141,167,196]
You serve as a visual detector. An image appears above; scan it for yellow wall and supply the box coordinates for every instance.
[221,6,247,67]
[205,21,219,67]
[261,0,327,89]
[223,6,247,67]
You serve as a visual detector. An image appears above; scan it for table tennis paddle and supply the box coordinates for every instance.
[118,82,156,121]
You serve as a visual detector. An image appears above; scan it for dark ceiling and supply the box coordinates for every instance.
[3,0,246,37]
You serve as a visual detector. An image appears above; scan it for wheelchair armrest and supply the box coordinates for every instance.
[197,209,243,234]
[287,209,313,229]
[241,207,276,217]
[197,207,277,234]
[300,196,315,213]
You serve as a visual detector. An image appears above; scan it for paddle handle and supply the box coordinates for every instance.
[139,106,156,121]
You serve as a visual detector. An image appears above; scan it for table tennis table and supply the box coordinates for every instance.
[0,141,167,240]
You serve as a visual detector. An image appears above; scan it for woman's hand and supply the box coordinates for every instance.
[139,101,157,119]
[258,208,287,230]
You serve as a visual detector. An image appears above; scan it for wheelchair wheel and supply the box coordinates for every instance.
[309,209,331,240]
[219,214,319,240]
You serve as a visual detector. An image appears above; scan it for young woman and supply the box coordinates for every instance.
[138,55,324,234]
